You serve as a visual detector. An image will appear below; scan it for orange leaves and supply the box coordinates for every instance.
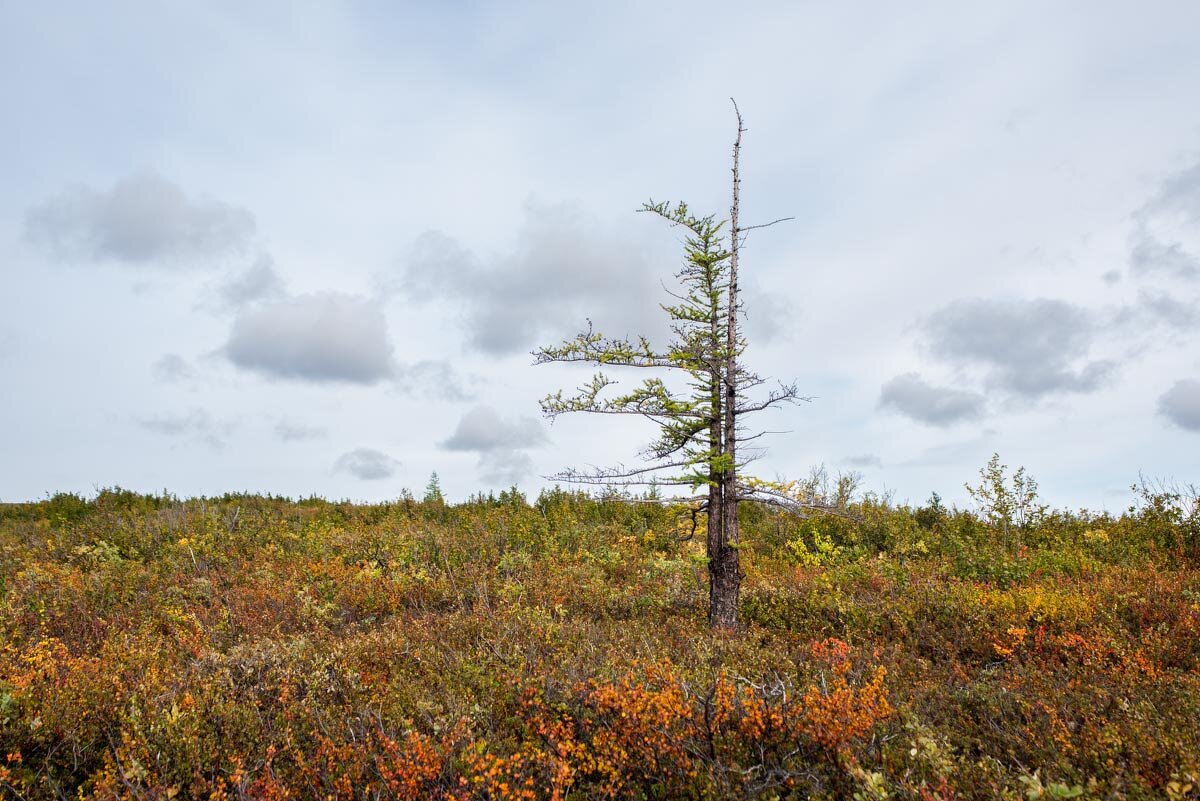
[428,657,895,799]
[799,666,891,751]
[811,636,854,666]
[992,626,1028,658]
[1,637,72,690]
[375,725,460,801]
[798,646,894,753]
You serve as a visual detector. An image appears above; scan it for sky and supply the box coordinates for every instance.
[2,2,1198,510]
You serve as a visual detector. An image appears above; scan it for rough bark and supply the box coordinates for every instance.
[710,102,747,631]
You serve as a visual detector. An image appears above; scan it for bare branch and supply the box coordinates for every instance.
[739,216,795,233]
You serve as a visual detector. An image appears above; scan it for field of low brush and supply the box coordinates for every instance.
[1,488,1198,800]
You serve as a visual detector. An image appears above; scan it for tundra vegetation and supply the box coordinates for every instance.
[1,463,1199,800]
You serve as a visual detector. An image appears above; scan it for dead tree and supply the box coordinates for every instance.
[535,101,807,630]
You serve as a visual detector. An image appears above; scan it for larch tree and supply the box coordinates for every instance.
[535,102,810,630]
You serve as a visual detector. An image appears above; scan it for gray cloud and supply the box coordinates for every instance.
[25,172,254,265]
[1134,291,1200,330]
[442,405,548,484]
[742,286,796,343]
[136,409,232,448]
[1129,160,1200,281]
[879,372,986,427]
[224,292,395,384]
[1143,162,1200,223]
[1130,231,1199,280]
[218,255,287,308]
[478,451,537,487]
[151,353,194,384]
[843,453,882,468]
[334,448,400,480]
[397,202,668,355]
[443,405,548,452]
[398,360,474,401]
[274,419,328,442]
[1158,380,1200,432]
[924,298,1115,398]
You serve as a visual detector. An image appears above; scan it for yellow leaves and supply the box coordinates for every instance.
[1166,774,1198,801]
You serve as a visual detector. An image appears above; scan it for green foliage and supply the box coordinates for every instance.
[535,200,736,491]
[965,454,1047,554]
[423,471,445,504]
[1131,480,1200,561]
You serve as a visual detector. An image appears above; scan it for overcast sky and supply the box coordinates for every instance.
[2,2,1198,509]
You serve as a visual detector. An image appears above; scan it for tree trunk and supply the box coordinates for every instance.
[710,488,740,630]
[709,546,740,629]
[706,483,730,628]
[709,101,747,632]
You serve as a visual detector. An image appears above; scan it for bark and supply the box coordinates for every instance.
[706,352,727,628]
[706,482,726,627]
[710,102,747,632]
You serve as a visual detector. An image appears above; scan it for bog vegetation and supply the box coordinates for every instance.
[2,461,1199,799]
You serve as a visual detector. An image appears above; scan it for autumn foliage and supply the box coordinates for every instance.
[1,481,1198,799]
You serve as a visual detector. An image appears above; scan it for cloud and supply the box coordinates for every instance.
[224,292,395,384]
[151,353,194,383]
[1129,160,1200,281]
[397,360,474,401]
[396,201,668,355]
[1134,291,1200,330]
[742,286,796,343]
[879,372,986,427]
[274,419,328,442]
[217,255,287,308]
[25,172,254,265]
[923,298,1115,398]
[221,290,469,396]
[1158,380,1200,432]
[442,405,548,484]
[136,409,232,448]
[477,451,537,487]
[842,453,882,468]
[1143,162,1200,223]
[334,448,400,480]
[1129,232,1200,280]
[443,406,548,452]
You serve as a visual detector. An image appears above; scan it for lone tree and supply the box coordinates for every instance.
[535,102,808,630]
